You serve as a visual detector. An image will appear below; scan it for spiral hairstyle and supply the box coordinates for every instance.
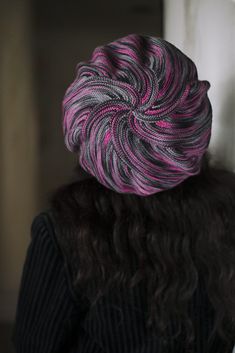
[62,34,212,196]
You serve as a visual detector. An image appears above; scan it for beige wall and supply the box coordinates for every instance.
[164,0,235,171]
[0,0,39,321]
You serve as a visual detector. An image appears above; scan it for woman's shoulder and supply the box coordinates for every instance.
[31,209,64,255]
[30,209,83,307]
[30,209,56,243]
[30,209,67,270]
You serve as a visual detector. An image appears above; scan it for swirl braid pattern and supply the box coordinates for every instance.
[63,34,212,195]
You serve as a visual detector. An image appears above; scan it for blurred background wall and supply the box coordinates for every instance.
[164,0,235,170]
[0,0,39,324]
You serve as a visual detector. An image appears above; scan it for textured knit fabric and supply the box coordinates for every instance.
[62,34,212,196]
[11,211,235,353]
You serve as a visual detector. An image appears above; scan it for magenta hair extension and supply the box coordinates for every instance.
[62,34,212,196]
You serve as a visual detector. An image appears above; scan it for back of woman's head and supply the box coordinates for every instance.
[50,34,235,352]
[62,34,212,196]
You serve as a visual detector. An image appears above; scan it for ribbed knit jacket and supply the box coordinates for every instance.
[11,211,235,353]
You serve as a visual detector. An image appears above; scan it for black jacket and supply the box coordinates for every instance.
[11,211,234,353]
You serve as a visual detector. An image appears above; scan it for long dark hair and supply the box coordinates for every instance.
[49,151,235,350]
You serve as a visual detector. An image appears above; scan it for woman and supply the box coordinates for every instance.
[12,34,235,353]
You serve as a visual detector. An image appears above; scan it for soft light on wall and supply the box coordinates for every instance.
[164,0,235,171]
